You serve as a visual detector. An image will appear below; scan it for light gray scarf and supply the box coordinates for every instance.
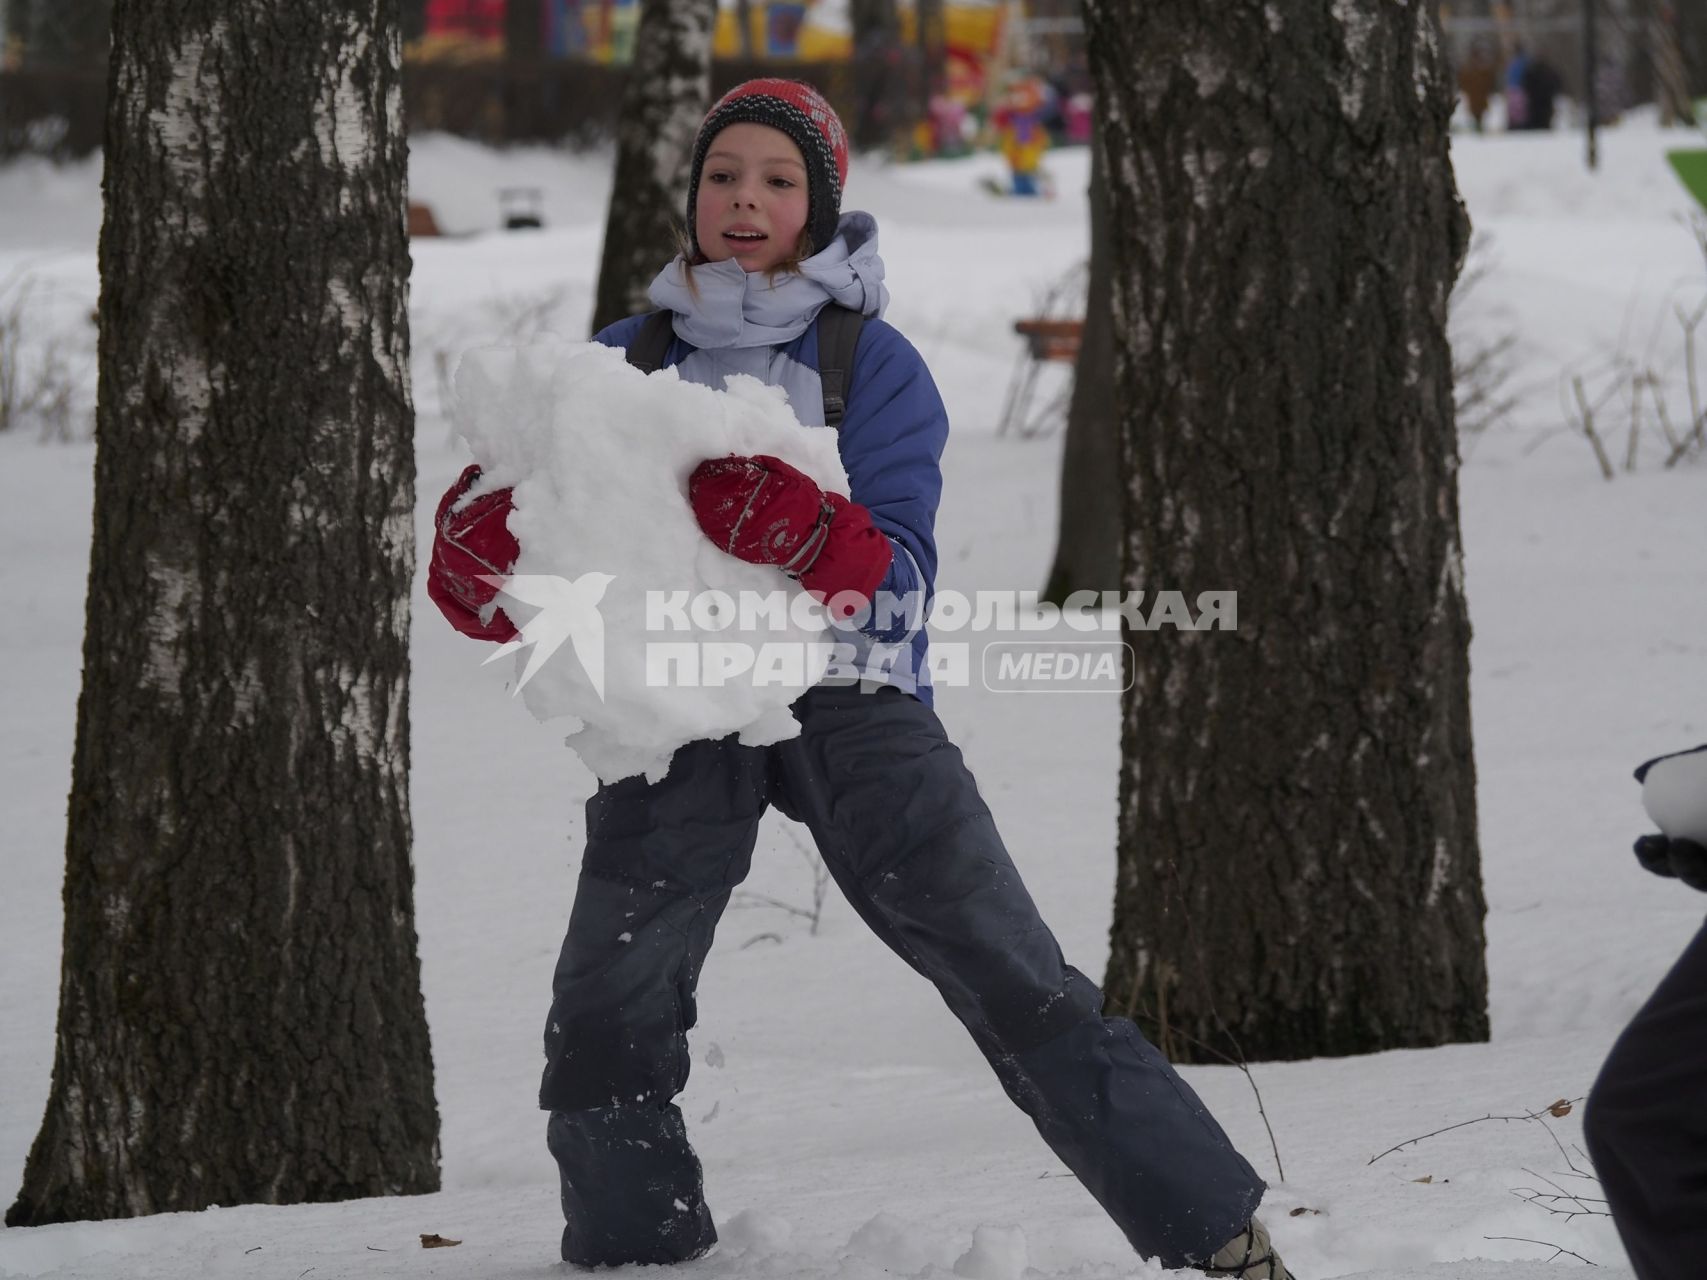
[647,211,891,350]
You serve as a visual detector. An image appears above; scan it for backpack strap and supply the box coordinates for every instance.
[628,305,865,431]
[814,304,865,431]
[625,309,676,374]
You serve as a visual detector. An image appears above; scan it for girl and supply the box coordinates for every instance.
[429,79,1295,1280]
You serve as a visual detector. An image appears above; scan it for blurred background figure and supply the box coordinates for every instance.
[1520,50,1563,130]
[991,72,1050,197]
[1504,42,1531,130]
[1457,39,1498,132]
[926,76,970,157]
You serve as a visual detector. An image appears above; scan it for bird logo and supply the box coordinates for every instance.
[479,572,616,701]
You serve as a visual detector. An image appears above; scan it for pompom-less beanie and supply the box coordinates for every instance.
[685,78,850,258]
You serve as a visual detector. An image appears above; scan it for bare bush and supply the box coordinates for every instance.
[484,284,571,344]
[1547,212,1707,478]
[1450,233,1519,447]
[1369,1094,1610,1265]
[0,267,94,441]
[420,284,576,428]
[731,816,833,939]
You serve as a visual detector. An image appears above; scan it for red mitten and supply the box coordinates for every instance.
[427,463,522,643]
[688,454,892,621]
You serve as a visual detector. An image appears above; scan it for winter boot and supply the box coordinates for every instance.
[1197,1216,1295,1279]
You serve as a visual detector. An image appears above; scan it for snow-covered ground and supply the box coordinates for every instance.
[2,113,1705,1279]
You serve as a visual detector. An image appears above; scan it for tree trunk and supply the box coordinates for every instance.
[916,0,945,119]
[1678,0,1707,98]
[8,0,438,1224]
[1656,3,1697,124]
[735,0,754,58]
[1042,136,1120,605]
[1,1,20,58]
[849,0,902,151]
[589,0,716,334]
[1084,0,1489,1064]
[506,0,542,60]
[17,0,110,64]
[402,0,427,46]
[505,0,543,141]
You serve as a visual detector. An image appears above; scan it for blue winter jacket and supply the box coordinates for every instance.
[592,212,948,707]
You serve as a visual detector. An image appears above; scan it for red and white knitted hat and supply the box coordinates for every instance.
[686,78,850,259]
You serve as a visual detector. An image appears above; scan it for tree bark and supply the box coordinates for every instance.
[589,0,716,335]
[8,0,438,1224]
[1084,0,1489,1063]
[1042,137,1120,605]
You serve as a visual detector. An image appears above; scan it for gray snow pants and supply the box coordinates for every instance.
[1584,917,1707,1280]
[540,681,1264,1268]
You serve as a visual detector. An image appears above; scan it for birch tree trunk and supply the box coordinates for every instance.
[589,0,716,334]
[1084,0,1490,1063]
[1042,137,1120,604]
[7,0,438,1224]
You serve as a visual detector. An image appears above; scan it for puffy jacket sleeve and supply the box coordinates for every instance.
[835,320,948,643]
[592,312,653,352]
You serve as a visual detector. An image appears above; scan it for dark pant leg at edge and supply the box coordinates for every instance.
[1585,918,1707,1280]
[775,684,1265,1267]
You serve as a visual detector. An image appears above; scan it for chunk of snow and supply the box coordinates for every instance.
[1641,746,1707,844]
[453,340,849,782]
[952,1224,1028,1280]
[721,1208,795,1253]
[845,1211,954,1274]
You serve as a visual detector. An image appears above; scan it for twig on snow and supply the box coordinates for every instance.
[1367,1097,1584,1166]
[1484,1235,1599,1265]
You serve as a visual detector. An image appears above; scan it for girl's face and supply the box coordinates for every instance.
[695,122,812,274]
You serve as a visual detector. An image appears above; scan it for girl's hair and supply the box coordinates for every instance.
[670,223,815,300]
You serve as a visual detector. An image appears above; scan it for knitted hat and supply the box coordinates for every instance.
[686,78,850,259]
